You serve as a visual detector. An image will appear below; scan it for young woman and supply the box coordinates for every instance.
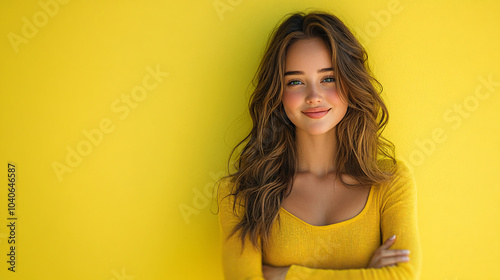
[216,10,422,280]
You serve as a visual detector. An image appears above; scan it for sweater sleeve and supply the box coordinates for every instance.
[218,180,266,280]
[284,161,423,280]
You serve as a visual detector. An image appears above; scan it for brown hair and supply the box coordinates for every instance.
[215,10,398,254]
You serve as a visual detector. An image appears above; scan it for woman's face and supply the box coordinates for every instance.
[282,38,348,135]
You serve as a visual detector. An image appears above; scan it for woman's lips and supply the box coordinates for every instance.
[302,108,331,119]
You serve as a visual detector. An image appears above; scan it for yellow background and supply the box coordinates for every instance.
[1,0,499,279]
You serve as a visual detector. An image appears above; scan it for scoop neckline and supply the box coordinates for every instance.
[279,185,374,229]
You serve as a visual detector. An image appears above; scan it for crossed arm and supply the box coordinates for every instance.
[218,163,422,279]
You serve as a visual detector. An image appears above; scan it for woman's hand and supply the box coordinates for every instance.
[262,264,290,280]
[367,235,410,268]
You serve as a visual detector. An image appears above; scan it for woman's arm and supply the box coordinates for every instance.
[283,162,422,280]
[218,181,266,280]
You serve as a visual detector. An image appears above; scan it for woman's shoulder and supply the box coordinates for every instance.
[377,158,413,179]
[375,158,417,198]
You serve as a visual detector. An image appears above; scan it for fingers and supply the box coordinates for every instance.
[380,248,410,258]
[367,235,411,268]
[380,249,410,261]
[378,255,410,267]
[370,251,410,268]
[379,235,397,250]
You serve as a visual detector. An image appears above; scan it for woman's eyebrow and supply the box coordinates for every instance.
[284,67,334,76]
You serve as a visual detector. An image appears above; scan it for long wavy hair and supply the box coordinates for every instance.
[215,10,398,254]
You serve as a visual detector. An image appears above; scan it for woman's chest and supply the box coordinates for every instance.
[263,176,382,269]
[280,174,372,227]
[263,205,381,269]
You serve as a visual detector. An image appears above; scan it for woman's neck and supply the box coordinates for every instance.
[295,128,338,178]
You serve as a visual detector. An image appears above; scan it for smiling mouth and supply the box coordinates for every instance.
[302,108,331,119]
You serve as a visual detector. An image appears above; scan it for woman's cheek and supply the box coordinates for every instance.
[282,89,303,109]
[327,87,343,104]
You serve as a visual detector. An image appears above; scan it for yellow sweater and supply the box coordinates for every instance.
[218,160,422,279]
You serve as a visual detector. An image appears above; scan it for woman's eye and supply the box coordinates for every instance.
[323,77,336,83]
[286,77,335,86]
[287,80,303,86]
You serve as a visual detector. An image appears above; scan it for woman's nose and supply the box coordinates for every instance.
[306,84,323,104]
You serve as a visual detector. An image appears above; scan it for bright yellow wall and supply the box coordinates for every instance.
[0,0,498,279]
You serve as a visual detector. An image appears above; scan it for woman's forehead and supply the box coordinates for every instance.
[285,38,333,71]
